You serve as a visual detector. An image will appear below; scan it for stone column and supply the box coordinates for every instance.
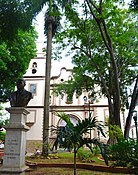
[0,107,30,174]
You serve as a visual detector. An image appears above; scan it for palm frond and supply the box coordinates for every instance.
[82,138,109,166]
[97,123,106,137]
[54,112,108,166]
[44,6,61,37]
[74,116,98,134]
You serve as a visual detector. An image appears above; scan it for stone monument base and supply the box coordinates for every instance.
[0,107,30,175]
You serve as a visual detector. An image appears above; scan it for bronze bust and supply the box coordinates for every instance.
[9,78,33,107]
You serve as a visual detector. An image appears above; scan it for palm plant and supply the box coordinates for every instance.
[56,112,108,175]
[42,0,61,157]
[41,0,72,156]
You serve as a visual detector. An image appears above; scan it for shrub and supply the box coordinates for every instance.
[93,145,101,156]
[0,130,6,142]
[77,147,94,163]
[109,139,138,174]
[108,125,124,144]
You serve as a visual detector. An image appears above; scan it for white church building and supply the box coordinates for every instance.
[22,42,110,152]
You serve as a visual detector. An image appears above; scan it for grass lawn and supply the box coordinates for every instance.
[26,152,105,165]
[25,152,130,175]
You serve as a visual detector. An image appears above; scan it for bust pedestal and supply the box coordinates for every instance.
[0,107,30,174]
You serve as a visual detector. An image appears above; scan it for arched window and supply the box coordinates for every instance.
[32,62,37,68]
[32,62,37,74]
[68,75,73,81]
[58,115,79,127]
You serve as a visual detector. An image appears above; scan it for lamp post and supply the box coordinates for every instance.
[83,96,95,117]
[83,96,93,141]
[133,110,138,140]
[83,96,91,119]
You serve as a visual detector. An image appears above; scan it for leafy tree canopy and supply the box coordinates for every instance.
[0,0,72,40]
[54,0,138,127]
[0,0,46,40]
[0,27,37,102]
[55,1,137,100]
[0,1,45,102]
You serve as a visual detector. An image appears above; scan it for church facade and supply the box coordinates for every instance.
[23,52,110,152]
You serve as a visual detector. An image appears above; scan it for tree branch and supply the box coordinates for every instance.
[85,0,111,53]
[73,44,114,114]
[87,0,101,13]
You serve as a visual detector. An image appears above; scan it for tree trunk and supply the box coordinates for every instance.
[42,16,53,156]
[86,0,121,128]
[74,149,77,175]
[113,89,121,127]
[124,76,138,139]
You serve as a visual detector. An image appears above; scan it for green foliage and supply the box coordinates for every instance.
[44,5,62,37]
[0,105,3,117]
[0,0,46,40]
[108,125,124,144]
[93,145,101,156]
[65,1,138,97]
[0,131,6,142]
[0,106,7,142]
[55,112,108,162]
[0,0,74,40]
[0,104,9,130]
[55,112,108,175]
[77,147,94,163]
[109,139,138,173]
[0,27,37,102]
[54,0,138,128]
[0,118,9,128]
[77,146,101,163]
[0,104,9,126]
